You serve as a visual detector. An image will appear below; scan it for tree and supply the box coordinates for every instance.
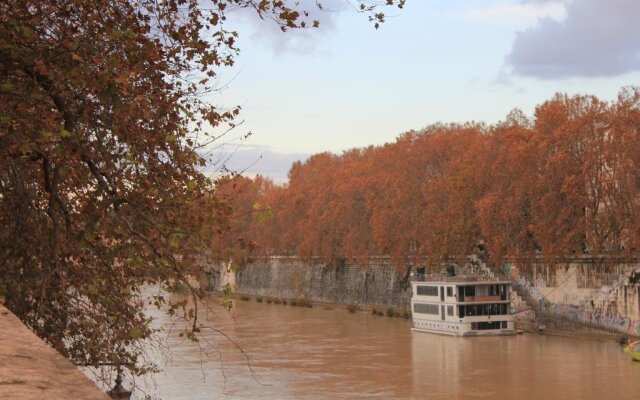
[243,89,640,272]
[476,111,539,262]
[368,134,429,265]
[0,0,405,383]
[609,87,640,253]
[415,124,486,267]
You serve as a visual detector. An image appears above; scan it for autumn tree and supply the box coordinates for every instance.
[0,0,405,383]
[283,152,344,258]
[368,135,429,264]
[475,111,539,262]
[211,174,276,265]
[243,88,640,272]
[414,125,486,267]
[608,87,640,253]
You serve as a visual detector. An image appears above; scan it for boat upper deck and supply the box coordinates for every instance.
[412,274,511,286]
[411,275,512,304]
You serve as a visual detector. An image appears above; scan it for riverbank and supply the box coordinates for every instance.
[0,304,109,399]
[235,292,411,316]
[231,292,635,344]
[518,315,639,343]
[211,256,640,339]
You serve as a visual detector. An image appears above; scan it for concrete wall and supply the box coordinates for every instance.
[510,258,640,335]
[218,256,414,309]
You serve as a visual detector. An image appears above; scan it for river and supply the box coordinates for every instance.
[138,298,640,400]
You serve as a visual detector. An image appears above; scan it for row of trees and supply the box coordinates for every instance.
[226,88,640,268]
[0,0,405,383]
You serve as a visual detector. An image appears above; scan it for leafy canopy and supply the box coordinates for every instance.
[0,0,404,378]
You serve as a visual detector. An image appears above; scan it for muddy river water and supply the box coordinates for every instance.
[139,298,640,400]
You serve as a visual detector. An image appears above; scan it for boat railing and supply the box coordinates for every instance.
[412,274,507,283]
[463,295,503,302]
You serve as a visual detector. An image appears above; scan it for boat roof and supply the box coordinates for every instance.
[413,276,511,285]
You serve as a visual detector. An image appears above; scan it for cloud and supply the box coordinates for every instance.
[493,68,516,86]
[507,0,640,79]
[461,1,565,29]
[231,0,346,54]
[208,144,309,183]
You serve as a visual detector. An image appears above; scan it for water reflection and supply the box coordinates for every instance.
[141,299,640,400]
[411,332,640,400]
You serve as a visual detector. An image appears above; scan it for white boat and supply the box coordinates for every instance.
[411,276,515,336]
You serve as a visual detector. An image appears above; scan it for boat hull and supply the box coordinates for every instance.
[412,318,515,336]
[411,327,515,337]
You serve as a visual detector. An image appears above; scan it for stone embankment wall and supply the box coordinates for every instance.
[0,304,110,399]
[509,258,640,335]
[207,255,640,335]
[211,256,414,310]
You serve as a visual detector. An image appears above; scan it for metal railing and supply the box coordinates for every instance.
[412,274,509,283]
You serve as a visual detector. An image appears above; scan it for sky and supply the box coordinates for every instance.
[208,0,640,182]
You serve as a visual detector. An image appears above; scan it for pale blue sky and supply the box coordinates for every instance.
[209,0,640,181]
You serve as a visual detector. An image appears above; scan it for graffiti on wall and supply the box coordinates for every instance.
[515,275,640,335]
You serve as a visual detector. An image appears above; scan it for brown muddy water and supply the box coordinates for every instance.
[138,298,640,400]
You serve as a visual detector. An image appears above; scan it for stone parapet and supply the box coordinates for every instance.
[0,304,110,399]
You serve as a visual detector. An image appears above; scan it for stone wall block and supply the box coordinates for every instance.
[235,257,413,309]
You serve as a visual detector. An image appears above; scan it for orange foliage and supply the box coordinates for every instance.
[232,88,640,268]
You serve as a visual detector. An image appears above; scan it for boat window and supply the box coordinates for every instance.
[446,287,453,297]
[459,304,509,317]
[413,303,439,314]
[416,286,439,296]
[447,306,454,316]
[471,321,503,330]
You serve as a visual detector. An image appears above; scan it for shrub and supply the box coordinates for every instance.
[297,298,312,308]
[386,307,396,317]
[290,299,298,307]
[371,307,384,316]
[401,309,411,319]
[274,298,282,304]
[346,303,359,313]
[282,299,288,305]
[239,295,250,301]
[266,297,273,304]
[256,296,263,303]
